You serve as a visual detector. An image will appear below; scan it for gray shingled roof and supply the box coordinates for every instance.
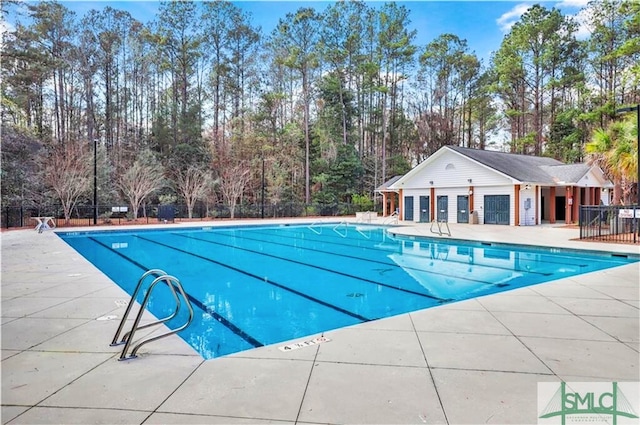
[376,175,403,191]
[448,146,565,183]
[539,164,591,184]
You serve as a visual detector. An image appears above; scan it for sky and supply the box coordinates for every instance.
[5,0,592,65]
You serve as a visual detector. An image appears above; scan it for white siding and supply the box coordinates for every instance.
[398,149,513,190]
[519,186,536,225]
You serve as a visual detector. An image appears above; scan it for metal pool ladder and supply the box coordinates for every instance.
[110,269,194,361]
[430,219,451,237]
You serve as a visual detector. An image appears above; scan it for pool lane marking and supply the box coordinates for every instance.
[87,236,265,348]
[246,227,593,270]
[135,235,373,322]
[173,233,448,301]
[300,227,607,267]
[221,228,557,276]
[187,231,539,288]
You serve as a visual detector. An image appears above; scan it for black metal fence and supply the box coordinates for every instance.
[579,204,640,244]
[1,202,370,229]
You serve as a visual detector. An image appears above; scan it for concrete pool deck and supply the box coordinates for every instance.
[2,219,639,424]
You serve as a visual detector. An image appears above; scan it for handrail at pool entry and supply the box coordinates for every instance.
[383,211,399,225]
[430,219,451,237]
[333,221,348,237]
[307,221,322,234]
[355,226,371,239]
[110,268,167,346]
[111,270,194,360]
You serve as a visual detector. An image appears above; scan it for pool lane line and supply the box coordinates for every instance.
[135,235,373,322]
[219,228,560,276]
[87,236,265,348]
[244,227,596,269]
[248,228,596,266]
[192,230,551,285]
[172,232,451,301]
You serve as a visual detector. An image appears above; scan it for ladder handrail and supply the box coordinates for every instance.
[430,219,451,237]
[118,279,182,345]
[383,211,398,225]
[355,226,371,239]
[110,269,167,346]
[111,270,194,360]
[119,275,194,360]
[307,221,322,234]
[333,221,348,237]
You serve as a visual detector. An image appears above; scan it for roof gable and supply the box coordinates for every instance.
[390,145,608,188]
[447,146,563,183]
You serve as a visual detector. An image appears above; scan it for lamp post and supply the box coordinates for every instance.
[93,139,98,225]
[261,157,265,219]
[615,104,640,206]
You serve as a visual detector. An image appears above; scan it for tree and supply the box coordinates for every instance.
[218,162,251,219]
[586,114,637,204]
[273,8,321,203]
[0,126,43,206]
[492,5,581,154]
[41,143,91,223]
[116,149,165,219]
[174,166,213,219]
[415,34,480,155]
[377,3,416,183]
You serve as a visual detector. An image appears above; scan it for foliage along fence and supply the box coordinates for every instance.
[1,202,373,229]
[579,205,640,244]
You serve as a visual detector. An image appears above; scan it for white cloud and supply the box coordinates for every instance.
[497,1,593,40]
[571,7,594,40]
[496,3,532,33]
[555,0,590,8]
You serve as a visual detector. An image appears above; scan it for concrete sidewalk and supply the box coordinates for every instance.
[2,220,639,424]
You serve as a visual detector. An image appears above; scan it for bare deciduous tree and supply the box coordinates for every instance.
[174,166,214,219]
[219,162,251,219]
[117,149,165,219]
[42,144,91,224]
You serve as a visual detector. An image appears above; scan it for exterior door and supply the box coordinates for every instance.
[437,196,448,222]
[419,196,430,222]
[457,195,469,223]
[404,196,414,221]
[485,195,510,224]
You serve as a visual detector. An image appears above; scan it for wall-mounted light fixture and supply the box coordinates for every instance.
[468,190,473,196]
[429,180,433,185]
[524,184,532,190]
[467,178,472,184]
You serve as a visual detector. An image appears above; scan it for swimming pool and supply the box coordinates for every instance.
[59,223,638,359]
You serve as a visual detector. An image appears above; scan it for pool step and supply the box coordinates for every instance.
[110,269,194,361]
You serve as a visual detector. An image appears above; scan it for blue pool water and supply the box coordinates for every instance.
[59,223,638,359]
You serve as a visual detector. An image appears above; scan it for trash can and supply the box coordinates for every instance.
[158,204,175,223]
[469,210,478,224]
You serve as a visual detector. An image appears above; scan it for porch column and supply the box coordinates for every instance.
[595,188,601,205]
[390,194,396,216]
[381,192,388,216]
[566,186,573,224]
[549,187,556,224]
[535,185,539,224]
[469,186,474,212]
[398,189,403,221]
[589,187,596,205]
[572,186,581,223]
[430,187,435,221]
[515,184,520,226]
